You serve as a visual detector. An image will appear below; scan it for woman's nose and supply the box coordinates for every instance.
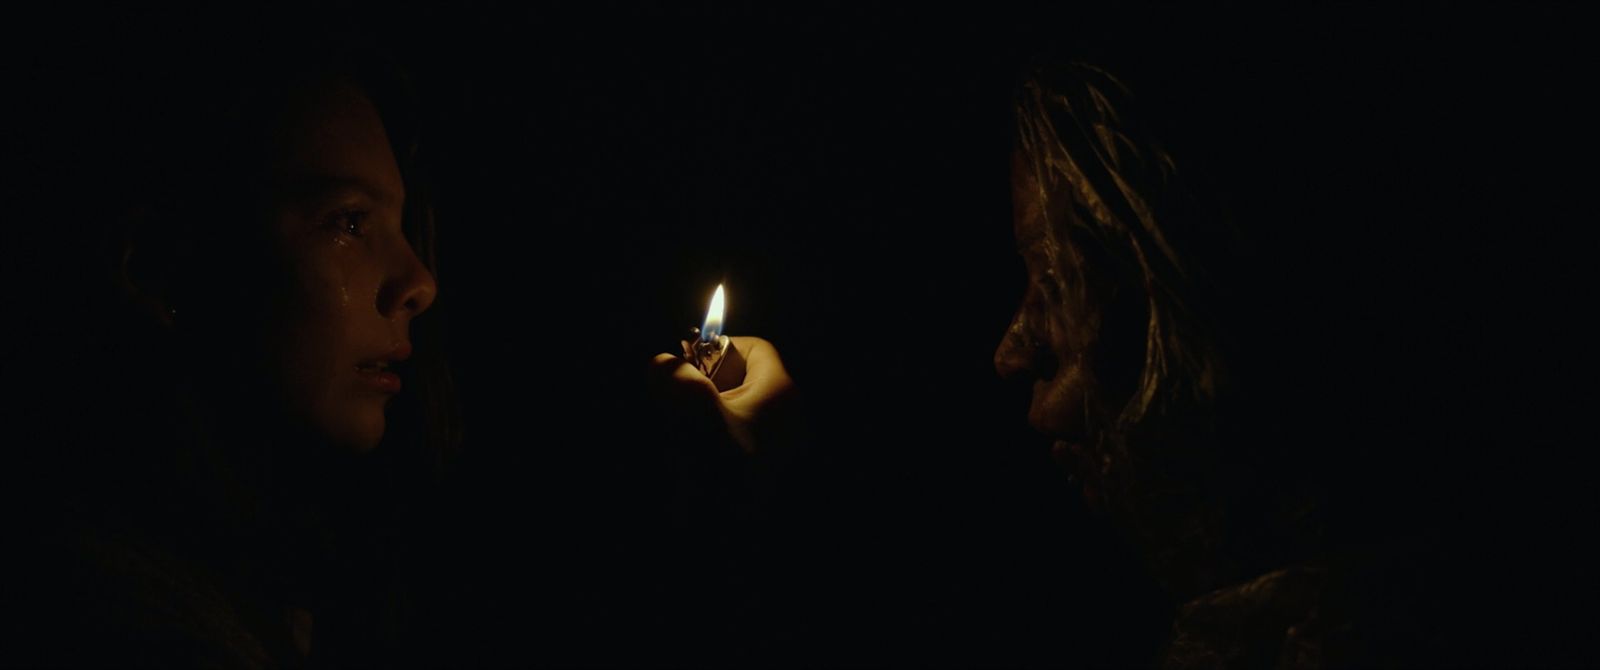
[379,243,437,321]
[995,308,1049,382]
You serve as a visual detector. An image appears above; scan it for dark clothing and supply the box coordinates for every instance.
[7,522,309,669]
[1161,565,1327,670]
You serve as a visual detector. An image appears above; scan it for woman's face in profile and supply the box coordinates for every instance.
[996,150,1144,501]
[236,79,436,452]
[996,151,1104,446]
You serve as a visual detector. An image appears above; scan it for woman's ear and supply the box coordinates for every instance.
[115,208,178,331]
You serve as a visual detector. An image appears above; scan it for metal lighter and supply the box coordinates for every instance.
[684,284,747,391]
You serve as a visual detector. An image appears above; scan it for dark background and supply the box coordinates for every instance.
[5,4,1594,666]
[398,5,1591,666]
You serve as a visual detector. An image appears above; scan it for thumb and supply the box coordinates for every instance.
[649,352,719,400]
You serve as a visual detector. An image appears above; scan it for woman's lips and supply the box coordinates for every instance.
[355,363,401,393]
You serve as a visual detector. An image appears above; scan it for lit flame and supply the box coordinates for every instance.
[700,284,725,342]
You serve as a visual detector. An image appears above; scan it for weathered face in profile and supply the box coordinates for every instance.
[1001,69,1248,599]
[995,149,1145,507]
[996,150,1102,441]
[239,79,436,452]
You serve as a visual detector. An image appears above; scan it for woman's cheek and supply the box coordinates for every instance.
[1032,368,1089,439]
[273,249,352,390]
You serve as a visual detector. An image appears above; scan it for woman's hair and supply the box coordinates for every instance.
[1013,62,1316,594]
[1014,61,1225,453]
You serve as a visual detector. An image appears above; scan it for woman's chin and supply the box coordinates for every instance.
[1051,439,1104,512]
[314,404,387,452]
[346,418,386,452]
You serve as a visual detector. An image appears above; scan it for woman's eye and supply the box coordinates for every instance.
[1035,268,1064,302]
[330,210,368,238]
